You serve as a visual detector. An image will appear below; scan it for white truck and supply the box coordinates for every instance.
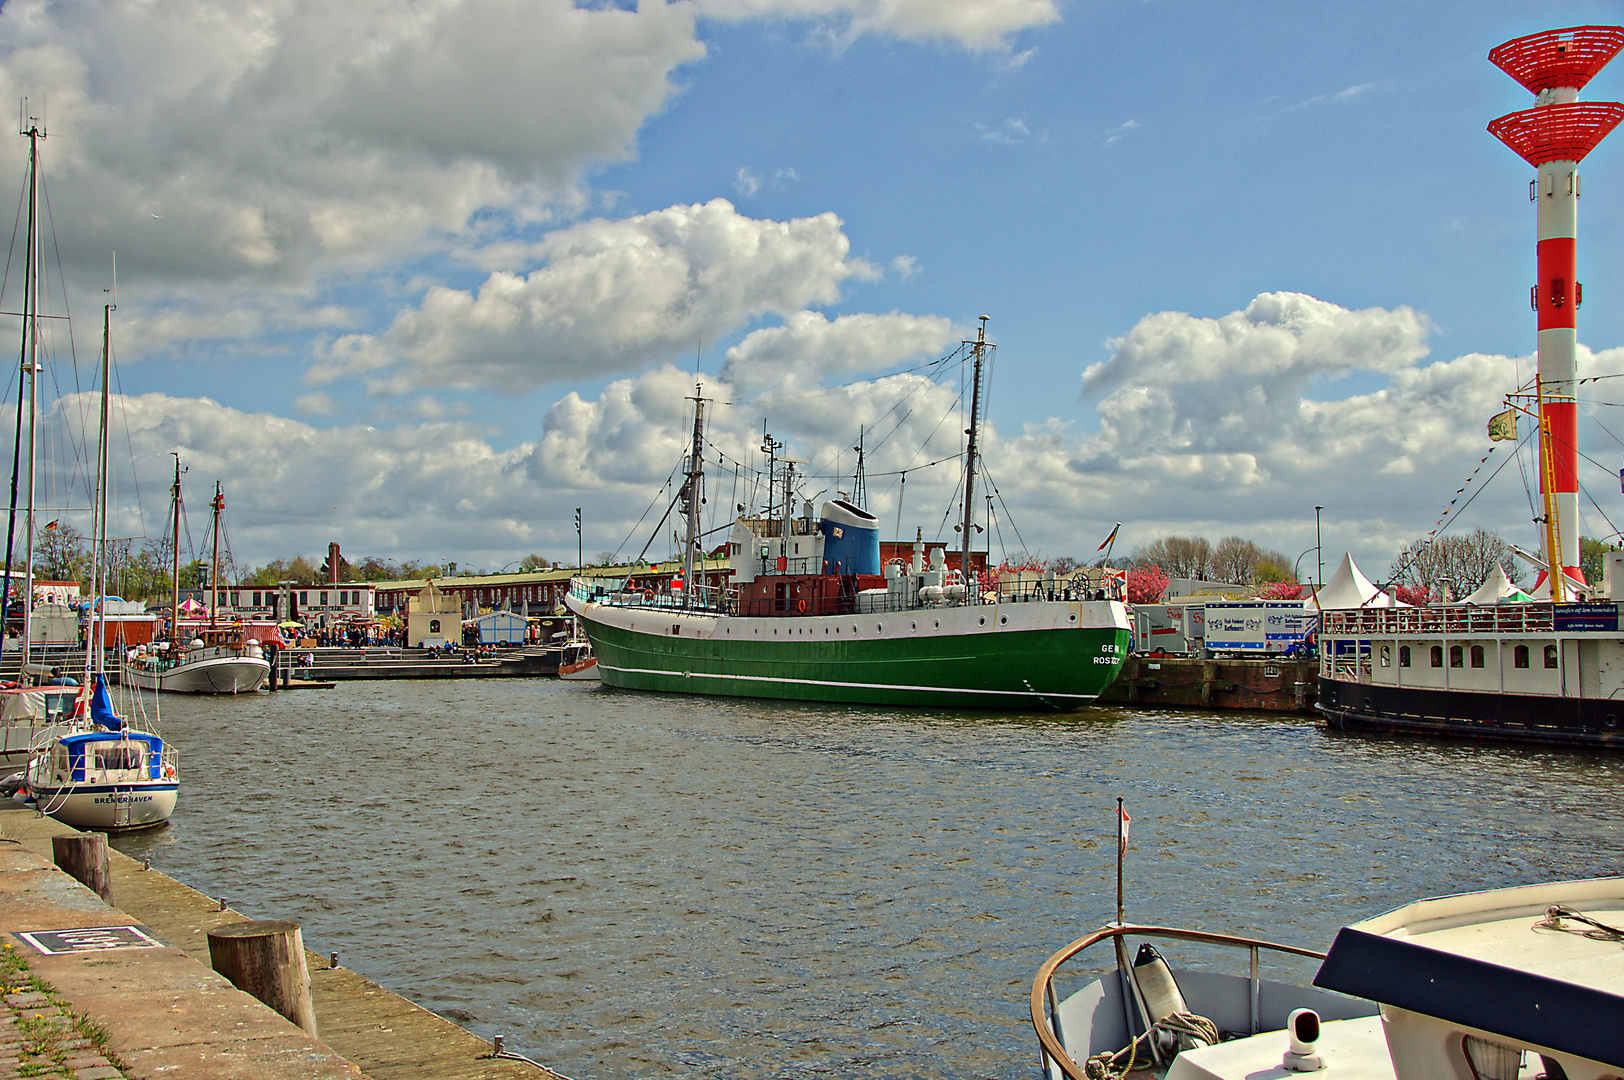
[1201,600,1316,656]
[1131,604,1205,654]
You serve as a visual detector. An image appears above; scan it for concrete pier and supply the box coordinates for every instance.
[1,805,565,1079]
[1099,656,1319,712]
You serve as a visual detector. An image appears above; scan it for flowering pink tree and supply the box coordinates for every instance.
[1258,582,1304,600]
[1126,565,1170,604]
[1392,584,1430,606]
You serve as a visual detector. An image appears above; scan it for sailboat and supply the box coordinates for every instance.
[26,300,179,830]
[121,468,269,693]
[565,319,1131,708]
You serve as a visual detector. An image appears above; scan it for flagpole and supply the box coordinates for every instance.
[1116,796,1126,925]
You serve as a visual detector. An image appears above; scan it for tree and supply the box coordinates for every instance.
[1580,536,1614,587]
[1131,536,1212,579]
[1048,555,1081,573]
[1126,565,1169,604]
[1258,581,1303,600]
[1389,529,1521,595]
[34,523,90,585]
[518,552,551,572]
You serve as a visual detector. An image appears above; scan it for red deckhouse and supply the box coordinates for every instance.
[1487,26,1624,597]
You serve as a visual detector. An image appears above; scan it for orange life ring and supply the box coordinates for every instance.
[643,590,654,602]
[796,599,807,613]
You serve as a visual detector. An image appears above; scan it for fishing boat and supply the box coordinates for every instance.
[1317,25,1624,749]
[1031,878,1624,1079]
[557,623,599,680]
[121,470,268,693]
[566,320,1130,708]
[24,300,179,830]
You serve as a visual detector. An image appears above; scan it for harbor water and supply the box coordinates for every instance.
[110,681,1624,1080]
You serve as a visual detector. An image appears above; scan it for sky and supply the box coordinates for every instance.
[3,0,1624,581]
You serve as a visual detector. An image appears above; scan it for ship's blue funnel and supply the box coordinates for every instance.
[818,500,880,576]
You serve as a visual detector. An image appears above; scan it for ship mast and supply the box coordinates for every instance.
[209,481,223,629]
[959,316,990,599]
[8,110,44,675]
[852,426,867,510]
[169,454,183,642]
[88,302,112,679]
[680,385,707,609]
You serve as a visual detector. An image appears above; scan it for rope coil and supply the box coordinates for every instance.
[1082,1012,1220,1080]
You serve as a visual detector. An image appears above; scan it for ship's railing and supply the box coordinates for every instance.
[1030,923,1327,1080]
[1320,602,1558,636]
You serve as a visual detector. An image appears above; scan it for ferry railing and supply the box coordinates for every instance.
[1321,602,1557,636]
[1031,923,1326,1080]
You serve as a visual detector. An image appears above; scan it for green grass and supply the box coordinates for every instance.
[3,939,133,1076]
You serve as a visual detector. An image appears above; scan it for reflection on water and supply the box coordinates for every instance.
[112,682,1624,1079]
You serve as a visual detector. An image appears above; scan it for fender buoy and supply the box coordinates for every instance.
[164,765,175,779]
[796,599,807,613]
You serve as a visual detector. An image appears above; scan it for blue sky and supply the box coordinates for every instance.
[3,0,1624,577]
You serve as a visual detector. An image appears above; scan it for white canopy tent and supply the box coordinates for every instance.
[1313,553,1397,610]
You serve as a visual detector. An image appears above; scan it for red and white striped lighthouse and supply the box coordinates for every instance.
[1488,26,1624,590]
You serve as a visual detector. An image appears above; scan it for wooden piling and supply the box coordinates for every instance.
[207,919,318,1037]
[52,833,113,904]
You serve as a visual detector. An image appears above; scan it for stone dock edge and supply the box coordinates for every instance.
[0,804,564,1080]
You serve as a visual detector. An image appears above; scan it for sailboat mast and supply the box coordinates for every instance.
[17,113,43,674]
[85,302,112,678]
[959,316,989,599]
[2,113,41,667]
[209,482,222,628]
[169,454,181,642]
[680,385,706,609]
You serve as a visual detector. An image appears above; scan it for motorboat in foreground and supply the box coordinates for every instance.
[1032,877,1624,1079]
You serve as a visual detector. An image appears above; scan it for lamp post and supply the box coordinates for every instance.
[575,508,583,572]
[1293,546,1317,584]
[1314,506,1325,590]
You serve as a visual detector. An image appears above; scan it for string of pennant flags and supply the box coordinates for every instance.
[1424,448,1497,540]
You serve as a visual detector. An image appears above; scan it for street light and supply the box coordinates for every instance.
[1314,506,1325,590]
[1293,546,1317,584]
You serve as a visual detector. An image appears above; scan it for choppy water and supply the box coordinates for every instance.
[109,681,1624,1080]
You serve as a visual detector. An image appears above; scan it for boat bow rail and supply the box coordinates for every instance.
[1031,923,1329,1080]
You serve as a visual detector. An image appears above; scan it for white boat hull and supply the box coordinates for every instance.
[123,654,269,693]
[29,781,177,831]
[559,655,599,680]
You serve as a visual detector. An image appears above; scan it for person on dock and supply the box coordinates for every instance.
[46,666,76,687]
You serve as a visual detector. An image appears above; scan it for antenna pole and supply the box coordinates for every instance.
[170,454,182,642]
[209,482,223,628]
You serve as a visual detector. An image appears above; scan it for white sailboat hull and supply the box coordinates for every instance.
[123,653,269,694]
[29,782,177,830]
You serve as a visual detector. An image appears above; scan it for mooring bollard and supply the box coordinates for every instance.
[52,834,113,904]
[207,919,318,1036]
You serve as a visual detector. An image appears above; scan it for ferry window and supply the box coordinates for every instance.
[1379,645,1390,668]
[300,591,308,604]
[320,592,328,605]
[1514,645,1529,669]
[253,591,262,606]
[429,619,441,634]
[1399,646,1411,667]
[1449,645,1464,668]
[1430,646,1443,668]
[1470,645,1485,668]
[1544,644,1559,669]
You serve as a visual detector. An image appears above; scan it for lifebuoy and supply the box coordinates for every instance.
[643,590,654,602]
[796,599,807,613]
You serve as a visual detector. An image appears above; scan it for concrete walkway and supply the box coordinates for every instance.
[1,806,565,1080]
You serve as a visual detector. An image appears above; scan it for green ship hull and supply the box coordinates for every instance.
[567,593,1130,710]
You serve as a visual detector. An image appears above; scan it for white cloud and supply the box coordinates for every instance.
[1103,119,1139,146]
[27,291,1585,583]
[718,310,955,390]
[694,0,1059,51]
[0,0,707,297]
[294,391,339,416]
[1286,82,1377,112]
[310,199,877,394]
[977,117,1046,144]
